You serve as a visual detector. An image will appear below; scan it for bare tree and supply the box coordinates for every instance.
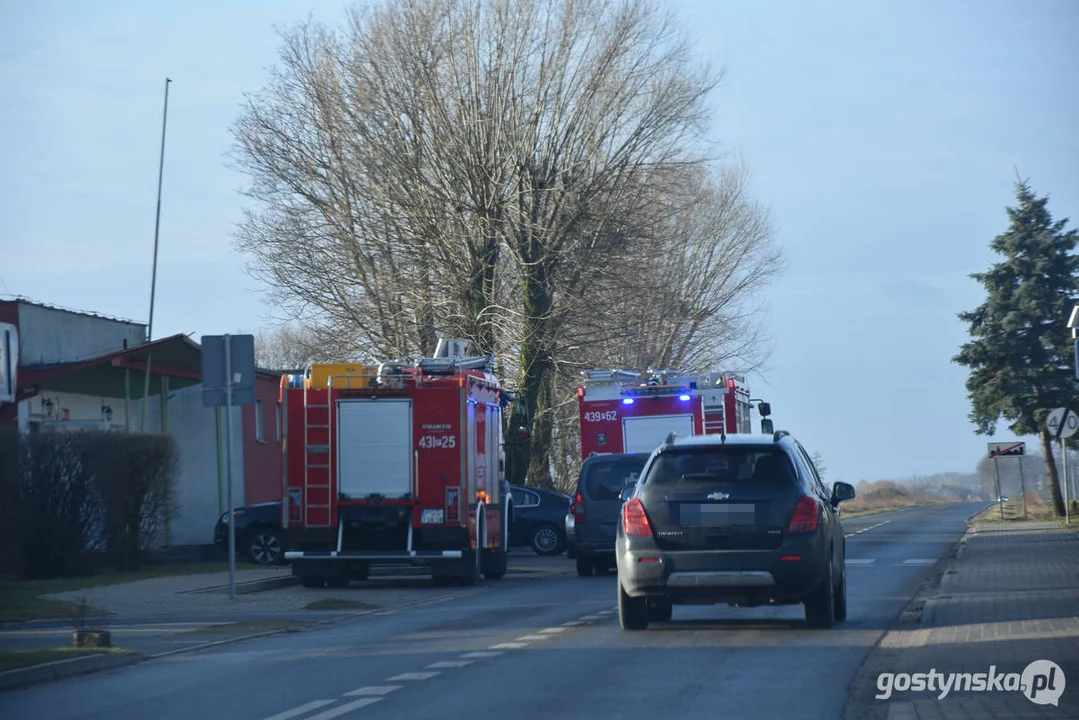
[250,324,330,370]
[229,0,781,488]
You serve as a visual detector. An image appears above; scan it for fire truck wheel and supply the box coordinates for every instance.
[458,551,483,586]
[481,549,508,580]
[529,524,565,556]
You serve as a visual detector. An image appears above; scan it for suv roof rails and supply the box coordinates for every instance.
[773,429,790,443]
[664,432,678,445]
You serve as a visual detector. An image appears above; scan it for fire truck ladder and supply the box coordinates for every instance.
[302,369,332,528]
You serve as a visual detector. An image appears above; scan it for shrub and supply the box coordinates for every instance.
[2,428,179,579]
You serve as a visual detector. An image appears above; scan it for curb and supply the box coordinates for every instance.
[0,652,142,693]
[183,574,299,595]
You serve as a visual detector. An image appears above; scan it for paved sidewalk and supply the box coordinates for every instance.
[846,521,1079,719]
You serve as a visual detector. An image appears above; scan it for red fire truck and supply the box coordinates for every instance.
[280,339,511,588]
[577,368,753,459]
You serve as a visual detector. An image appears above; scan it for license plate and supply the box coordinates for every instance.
[421,508,445,525]
[680,503,755,526]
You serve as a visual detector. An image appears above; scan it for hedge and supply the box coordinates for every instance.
[0,428,179,579]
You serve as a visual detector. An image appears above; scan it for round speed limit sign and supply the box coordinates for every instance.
[1047,407,1078,439]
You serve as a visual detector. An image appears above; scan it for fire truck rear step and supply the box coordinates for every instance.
[285,550,464,560]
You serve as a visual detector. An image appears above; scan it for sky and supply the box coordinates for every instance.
[1,0,1077,484]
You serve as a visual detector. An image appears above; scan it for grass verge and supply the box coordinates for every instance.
[839,501,943,519]
[0,646,135,673]
[304,598,380,611]
[0,561,265,623]
[972,497,1058,524]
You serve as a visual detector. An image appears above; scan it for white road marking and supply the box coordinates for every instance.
[344,686,402,697]
[845,559,876,565]
[489,642,528,649]
[516,635,552,641]
[427,660,475,669]
[901,559,936,566]
[561,621,583,626]
[386,671,441,681]
[539,627,568,634]
[579,615,603,621]
[461,651,503,658]
[306,698,383,720]
[262,701,337,720]
[845,520,892,537]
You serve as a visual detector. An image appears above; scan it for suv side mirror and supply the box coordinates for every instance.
[620,486,634,503]
[831,481,856,505]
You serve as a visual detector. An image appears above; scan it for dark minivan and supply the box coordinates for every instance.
[568,452,651,576]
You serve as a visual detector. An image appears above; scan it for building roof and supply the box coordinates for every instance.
[18,334,203,400]
[0,295,145,328]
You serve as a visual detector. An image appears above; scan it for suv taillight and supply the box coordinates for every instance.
[622,498,654,537]
[787,496,820,534]
[570,490,586,523]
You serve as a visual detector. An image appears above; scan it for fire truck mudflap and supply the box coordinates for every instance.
[281,340,511,588]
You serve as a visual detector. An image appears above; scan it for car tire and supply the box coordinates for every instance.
[648,597,673,623]
[804,556,837,629]
[618,582,650,631]
[834,561,848,621]
[576,554,594,577]
[529,523,566,556]
[247,527,284,566]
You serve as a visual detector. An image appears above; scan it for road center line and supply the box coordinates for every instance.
[461,650,503,658]
[345,686,402,697]
[306,698,383,720]
[387,671,441,681]
[427,660,475,668]
[261,700,338,720]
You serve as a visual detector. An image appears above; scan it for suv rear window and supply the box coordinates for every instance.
[583,456,648,501]
[643,446,797,487]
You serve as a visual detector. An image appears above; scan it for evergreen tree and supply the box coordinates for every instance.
[954,179,1079,516]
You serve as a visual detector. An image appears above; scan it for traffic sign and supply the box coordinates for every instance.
[1047,407,1078,440]
[988,441,1025,459]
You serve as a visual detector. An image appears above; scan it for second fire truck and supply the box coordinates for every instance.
[279,339,512,588]
[576,368,754,459]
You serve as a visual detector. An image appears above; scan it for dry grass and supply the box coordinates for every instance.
[972,494,1058,524]
[840,480,948,518]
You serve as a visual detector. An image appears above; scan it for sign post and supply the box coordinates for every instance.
[201,334,256,600]
[987,442,1026,520]
[1047,408,1076,525]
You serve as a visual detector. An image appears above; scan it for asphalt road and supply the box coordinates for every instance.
[0,502,984,720]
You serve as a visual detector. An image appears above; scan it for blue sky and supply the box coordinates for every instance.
[2,0,1077,484]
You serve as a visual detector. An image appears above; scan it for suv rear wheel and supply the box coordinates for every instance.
[804,556,837,629]
[618,582,650,630]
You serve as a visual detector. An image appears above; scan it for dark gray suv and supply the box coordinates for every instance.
[569,452,651,576]
[615,431,855,630]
